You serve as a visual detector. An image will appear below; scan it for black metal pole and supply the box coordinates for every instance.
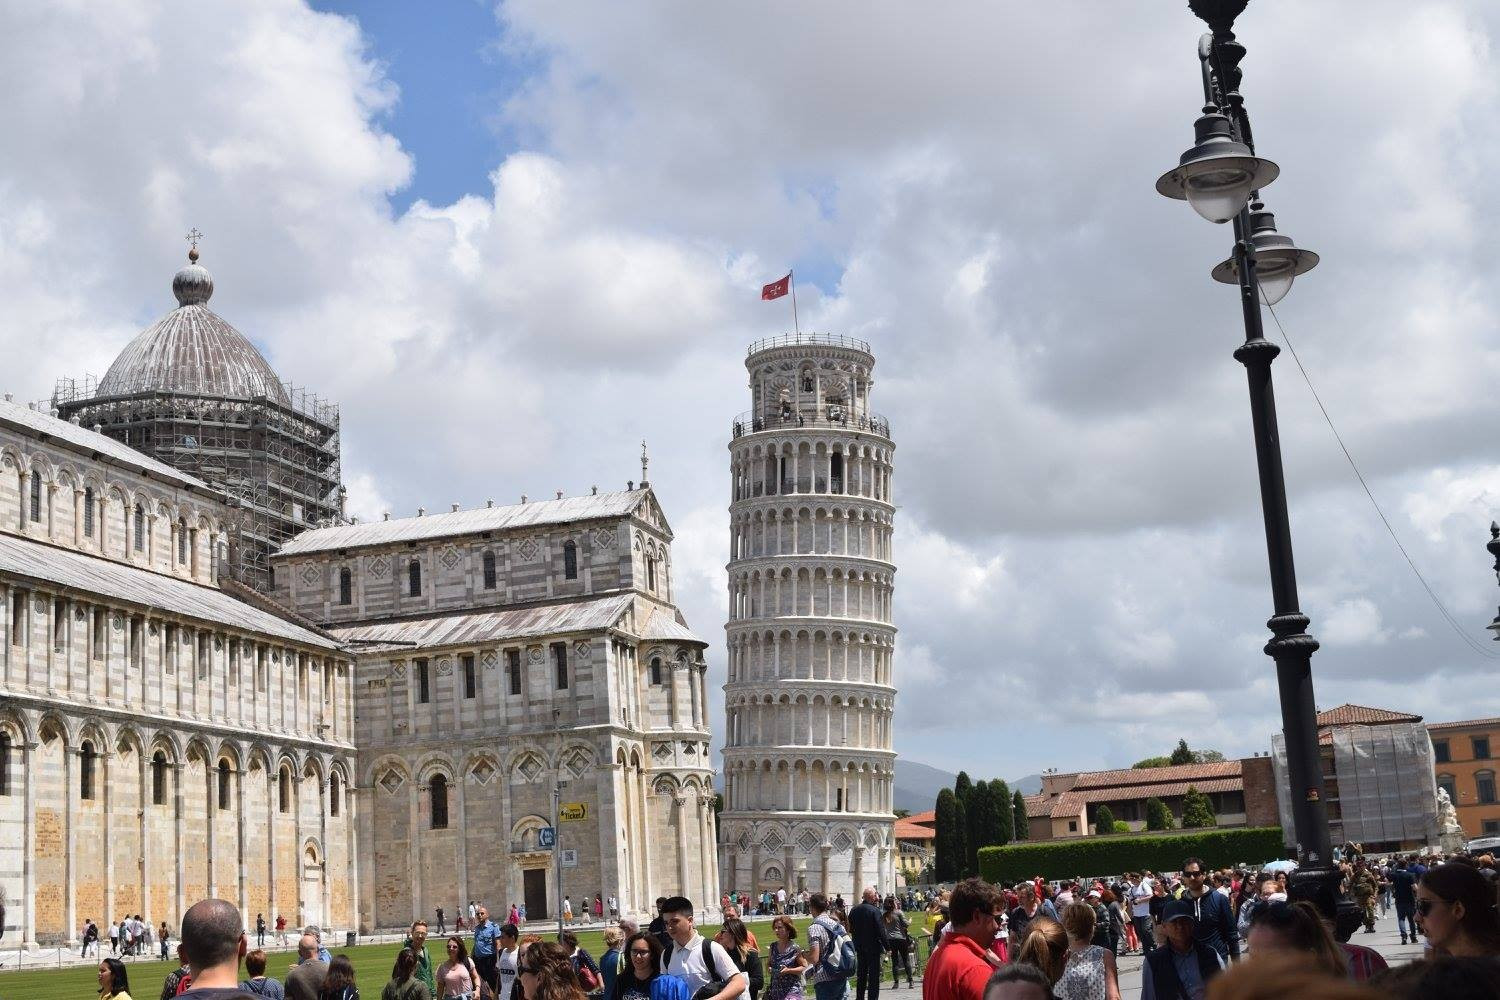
[1188,1,1362,939]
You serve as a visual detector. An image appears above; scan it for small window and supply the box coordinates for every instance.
[152,752,168,806]
[1474,737,1491,761]
[1438,774,1458,804]
[563,541,578,580]
[482,551,497,590]
[217,760,231,811]
[408,559,422,597]
[416,658,430,703]
[552,642,568,690]
[1479,771,1497,805]
[835,787,844,811]
[1484,819,1500,835]
[53,600,66,654]
[339,567,352,606]
[650,657,663,686]
[83,487,95,537]
[646,557,657,591]
[330,773,341,817]
[0,732,11,796]
[9,591,23,646]
[1434,739,1451,764]
[133,505,145,551]
[430,774,449,829]
[1068,820,1078,833]
[278,766,291,813]
[29,474,41,522]
[80,740,96,800]
[506,649,521,696]
[178,519,188,563]
[463,654,476,699]
[92,609,105,659]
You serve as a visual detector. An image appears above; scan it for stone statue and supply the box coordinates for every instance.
[1436,786,1466,853]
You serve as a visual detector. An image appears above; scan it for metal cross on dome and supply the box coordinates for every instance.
[185,227,204,251]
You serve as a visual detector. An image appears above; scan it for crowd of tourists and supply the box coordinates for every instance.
[79,915,176,959]
[912,849,1500,1000]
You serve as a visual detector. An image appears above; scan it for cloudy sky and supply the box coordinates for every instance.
[5,1,1500,781]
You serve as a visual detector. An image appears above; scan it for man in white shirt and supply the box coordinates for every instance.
[1129,872,1155,951]
[776,887,787,914]
[496,923,521,1000]
[659,896,746,1000]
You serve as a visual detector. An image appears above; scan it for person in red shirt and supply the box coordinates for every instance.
[923,878,1004,1000]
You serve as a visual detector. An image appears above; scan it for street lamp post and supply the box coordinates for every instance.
[1156,0,1359,940]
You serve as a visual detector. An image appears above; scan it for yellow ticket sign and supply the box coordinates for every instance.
[559,802,588,823]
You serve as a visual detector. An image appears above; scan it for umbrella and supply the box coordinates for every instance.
[1260,859,1299,873]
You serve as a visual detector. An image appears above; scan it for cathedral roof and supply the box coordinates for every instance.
[0,394,208,491]
[279,488,654,556]
[639,605,706,645]
[326,592,638,651]
[95,250,291,405]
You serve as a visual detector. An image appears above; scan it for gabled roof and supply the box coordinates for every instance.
[1316,704,1422,727]
[904,809,936,826]
[327,593,636,651]
[0,531,336,649]
[894,817,936,841]
[1070,760,1242,790]
[278,489,656,556]
[1428,717,1500,732]
[639,605,706,645]
[0,395,208,491]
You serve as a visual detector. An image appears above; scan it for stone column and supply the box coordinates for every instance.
[237,765,249,920]
[408,770,422,920]
[22,739,37,946]
[347,777,362,933]
[456,765,470,916]
[64,745,76,943]
[174,762,185,924]
[820,845,832,897]
[139,749,151,923]
[318,773,330,932]
[267,765,278,926]
[206,756,218,897]
[103,748,114,932]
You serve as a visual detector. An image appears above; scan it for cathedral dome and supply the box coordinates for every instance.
[97,251,290,405]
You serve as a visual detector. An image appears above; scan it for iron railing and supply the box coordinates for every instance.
[730,408,891,440]
[746,332,872,357]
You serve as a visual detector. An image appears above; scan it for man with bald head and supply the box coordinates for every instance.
[848,888,888,1000]
[176,898,252,1000]
[283,934,328,1000]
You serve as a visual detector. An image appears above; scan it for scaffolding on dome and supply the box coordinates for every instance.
[52,372,344,592]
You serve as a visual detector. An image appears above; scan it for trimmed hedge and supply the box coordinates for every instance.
[978,826,1285,885]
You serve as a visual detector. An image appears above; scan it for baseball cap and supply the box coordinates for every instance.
[1161,899,1197,924]
[1086,890,1101,899]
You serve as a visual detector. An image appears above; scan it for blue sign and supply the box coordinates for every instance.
[538,826,556,848]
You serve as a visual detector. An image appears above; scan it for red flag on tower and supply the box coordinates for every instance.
[761,273,791,300]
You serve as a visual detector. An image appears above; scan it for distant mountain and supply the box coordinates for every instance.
[1011,773,1042,796]
[894,761,1043,813]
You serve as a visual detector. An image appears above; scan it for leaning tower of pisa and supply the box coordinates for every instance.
[720,333,897,900]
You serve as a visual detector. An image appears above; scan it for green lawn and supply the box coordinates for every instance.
[0,917,926,1000]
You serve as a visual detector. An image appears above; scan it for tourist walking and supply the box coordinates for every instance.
[159,922,172,961]
[1389,858,1418,945]
[559,929,604,994]
[1417,861,1500,958]
[612,932,661,1000]
[258,914,268,948]
[847,889,887,1000]
[405,920,437,1000]
[1053,904,1119,1000]
[765,917,808,1000]
[437,937,481,1000]
[659,895,747,1000]
[880,897,914,990]
[437,908,447,936]
[277,915,289,947]
[473,906,499,993]
[243,951,289,1000]
[714,918,765,1000]
[110,918,120,955]
[99,957,133,1000]
[318,955,360,1000]
[1139,901,1224,1000]
[287,935,332,1000]
[382,949,431,1000]
[497,924,522,1000]
[1179,858,1238,962]
[600,927,625,999]
[83,918,100,958]
[923,879,1003,1000]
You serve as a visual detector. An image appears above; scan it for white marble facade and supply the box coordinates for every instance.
[720,335,898,899]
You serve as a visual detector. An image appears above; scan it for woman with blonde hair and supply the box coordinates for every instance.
[1012,916,1068,989]
[1054,903,1120,1000]
[518,941,587,1000]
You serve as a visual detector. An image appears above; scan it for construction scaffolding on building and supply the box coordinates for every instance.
[53,373,344,591]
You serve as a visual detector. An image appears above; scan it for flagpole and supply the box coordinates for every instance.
[790,268,800,335]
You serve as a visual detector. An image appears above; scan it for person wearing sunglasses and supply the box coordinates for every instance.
[1416,861,1500,958]
[1178,858,1238,963]
[613,933,662,1000]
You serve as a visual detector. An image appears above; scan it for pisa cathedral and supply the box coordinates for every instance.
[0,250,716,946]
[719,335,898,899]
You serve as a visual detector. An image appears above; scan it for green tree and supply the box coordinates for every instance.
[1133,756,1172,769]
[894,808,911,819]
[935,789,966,881]
[991,779,1014,845]
[1181,786,1217,829]
[966,782,996,874]
[1170,740,1195,766]
[1094,805,1116,836]
[1195,749,1226,764]
[955,771,974,808]
[1012,789,1030,841]
[1146,797,1174,831]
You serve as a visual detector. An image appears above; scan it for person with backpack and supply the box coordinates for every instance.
[657,896,746,1000]
[805,893,856,1000]
[559,930,604,996]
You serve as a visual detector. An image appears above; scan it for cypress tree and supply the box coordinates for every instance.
[935,789,964,881]
[955,771,974,808]
[1145,797,1174,831]
[1170,739,1195,766]
[1094,804,1115,836]
[1012,788,1029,841]
[991,779,1013,845]
[966,781,998,874]
[1180,786,1217,828]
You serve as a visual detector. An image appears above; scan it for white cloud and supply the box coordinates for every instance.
[6,0,1500,779]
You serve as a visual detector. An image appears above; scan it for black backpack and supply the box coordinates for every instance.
[662,939,730,1000]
